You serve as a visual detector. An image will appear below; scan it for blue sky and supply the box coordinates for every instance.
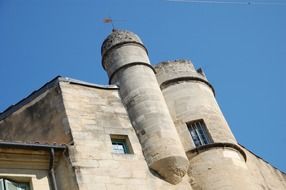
[0,0,285,172]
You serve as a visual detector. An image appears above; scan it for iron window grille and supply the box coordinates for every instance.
[187,120,213,147]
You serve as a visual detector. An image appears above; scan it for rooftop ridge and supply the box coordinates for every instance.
[0,76,118,121]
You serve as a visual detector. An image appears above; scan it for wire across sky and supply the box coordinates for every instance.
[168,0,286,6]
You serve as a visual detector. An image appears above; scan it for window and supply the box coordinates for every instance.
[0,179,29,190]
[110,135,133,154]
[187,120,212,147]
[111,139,129,154]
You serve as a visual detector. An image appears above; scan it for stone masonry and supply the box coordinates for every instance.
[0,29,285,190]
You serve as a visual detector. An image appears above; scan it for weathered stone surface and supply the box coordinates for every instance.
[60,81,192,189]
[101,30,143,57]
[0,76,285,190]
[0,147,77,190]
[0,84,72,144]
[102,30,189,184]
[243,147,286,190]
[154,60,286,189]
[0,30,285,190]
[155,61,236,146]
[187,148,258,190]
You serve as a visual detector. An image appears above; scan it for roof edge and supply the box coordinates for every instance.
[239,143,286,175]
[0,76,62,121]
[0,76,118,121]
[59,77,118,90]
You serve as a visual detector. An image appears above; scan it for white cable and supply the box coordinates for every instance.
[167,0,286,6]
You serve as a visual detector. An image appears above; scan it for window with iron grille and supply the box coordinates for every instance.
[187,120,212,147]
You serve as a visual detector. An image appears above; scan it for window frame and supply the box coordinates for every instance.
[110,134,133,154]
[0,178,30,190]
[0,179,4,190]
[187,119,213,147]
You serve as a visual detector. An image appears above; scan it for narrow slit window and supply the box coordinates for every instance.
[187,120,212,147]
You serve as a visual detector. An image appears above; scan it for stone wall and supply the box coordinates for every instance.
[60,81,192,190]
[155,60,236,146]
[243,147,286,189]
[0,77,285,190]
[60,81,286,190]
[0,84,72,144]
[0,148,52,190]
[55,152,79,190]
[154,60,286,189]
[102,30,189,184]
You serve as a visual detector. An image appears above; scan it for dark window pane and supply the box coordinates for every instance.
[110,136,131,154]
[187,120,212,147]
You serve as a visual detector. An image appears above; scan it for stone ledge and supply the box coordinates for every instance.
[186,142,247,161]
[102,42,148,70]
[160,76,215,96]
[109,62,156,85]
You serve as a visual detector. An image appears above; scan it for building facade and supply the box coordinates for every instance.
[0,30,285,190]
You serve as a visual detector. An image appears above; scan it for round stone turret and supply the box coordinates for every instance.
[101,30,144,57]
[101,30,189,184]
[154,60,256,189]
[101,30,151,84]
[154,59,236,145]
[155,60,214,94]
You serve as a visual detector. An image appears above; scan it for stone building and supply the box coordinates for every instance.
[0,30,285,190]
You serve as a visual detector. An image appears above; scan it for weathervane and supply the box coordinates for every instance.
[103,17,126,31]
